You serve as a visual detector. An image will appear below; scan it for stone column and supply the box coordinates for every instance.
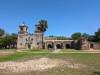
[53,42,57,50]
[63,42,66,49]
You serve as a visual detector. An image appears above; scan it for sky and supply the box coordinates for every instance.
[0,0,100,37]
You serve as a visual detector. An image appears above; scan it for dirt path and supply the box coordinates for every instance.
[0,50,16,56]
[0,57,86,73]
[52,49,61,53]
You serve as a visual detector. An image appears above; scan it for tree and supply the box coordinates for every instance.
[38,19,48,48]
[0,33,17,49]
[0,28,5,36]
[82,33,89,38]
[11,33,18,37]
[93,28,100,42]
[88,35,95,42]
[71,32,81,40]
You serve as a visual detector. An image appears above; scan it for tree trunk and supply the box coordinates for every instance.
[42,32,44,49]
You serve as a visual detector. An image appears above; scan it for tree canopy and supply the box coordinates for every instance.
[0,28,5,36]
[48,35,72,40]
[81,33,89,38]
[71,32,81,40]
[93,28,100,42]
[0,33,17,49]
[38,19,48,32]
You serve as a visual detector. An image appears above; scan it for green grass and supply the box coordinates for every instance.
[0,49,100,75]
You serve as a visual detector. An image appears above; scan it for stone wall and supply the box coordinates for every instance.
[44,40,73,49]
[90,42,100,50]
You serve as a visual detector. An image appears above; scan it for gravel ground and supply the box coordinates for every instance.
[0,57,87,73]
[0,50,15,56]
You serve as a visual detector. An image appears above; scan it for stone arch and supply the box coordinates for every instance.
[66,44,71,48]
[90,43,94,48]
[56,44,62,49]
[28,44,31,49]
[47,44,53,49]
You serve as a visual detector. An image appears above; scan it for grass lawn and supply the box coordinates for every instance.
[0,49,100,75]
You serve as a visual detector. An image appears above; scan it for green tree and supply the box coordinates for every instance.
[11,33,18,37]
[88,35,94,42]
[94,28,100,42]
[56,36,68,40]
[71,32,81,40]
[0,28,5,36]
[82,33,89,38]
[0,33,17,49]
[38,19,48,48]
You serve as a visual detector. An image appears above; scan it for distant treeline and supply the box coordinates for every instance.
[0,28,17,49]
[48,28,100,42]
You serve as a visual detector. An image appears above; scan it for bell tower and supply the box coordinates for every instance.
[19,22,28,34]
[17,22,29,49]
[34,24,43,48]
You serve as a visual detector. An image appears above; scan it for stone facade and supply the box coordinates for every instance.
[17,23,100,50]
[44,39,73,49]
[89,42,100,50]
[17,23,43,49]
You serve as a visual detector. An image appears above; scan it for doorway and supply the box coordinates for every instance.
[56,44,62,49]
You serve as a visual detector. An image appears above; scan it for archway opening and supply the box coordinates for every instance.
[48,44,53,49]
[56,44,62,49]
[66,44,71,49]
[28,44,31,49]
[90,43,94,48]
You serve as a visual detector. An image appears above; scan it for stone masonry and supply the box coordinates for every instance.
[17,23,100,50]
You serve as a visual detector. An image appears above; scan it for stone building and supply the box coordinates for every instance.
[17,23,100,50]
[17,23,43,49]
